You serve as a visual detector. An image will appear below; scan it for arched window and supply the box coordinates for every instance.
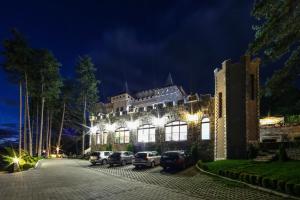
[201,118,210,140]
[137,124,156,143]
[165,121,187,141]
[115,127,130,144]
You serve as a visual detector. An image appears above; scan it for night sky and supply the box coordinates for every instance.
[0,1,279,141]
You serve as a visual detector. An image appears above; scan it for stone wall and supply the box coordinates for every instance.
[91,98,215,161]
[260,125,300,142]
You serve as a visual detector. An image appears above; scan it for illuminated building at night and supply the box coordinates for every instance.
[89,55,260,161]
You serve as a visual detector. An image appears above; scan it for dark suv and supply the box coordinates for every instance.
[108,151,134,166]
[160,150,191,170]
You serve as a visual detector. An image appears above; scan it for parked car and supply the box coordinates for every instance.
[160,150,192,170]
[108,151,134,166]
[133,151,161,168]
[90,151,113,165]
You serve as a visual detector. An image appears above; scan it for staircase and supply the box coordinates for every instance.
[253,151,276,162]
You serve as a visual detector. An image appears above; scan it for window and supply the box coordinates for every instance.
[201,118,210,140]
[97,132,108,144]
[137,124,156,143]
[96,132,101,144]
[165,121,187,141]
[218,92,222,118]
[115,128,130,144]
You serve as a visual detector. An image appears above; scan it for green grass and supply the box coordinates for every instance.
[204,160,300,184]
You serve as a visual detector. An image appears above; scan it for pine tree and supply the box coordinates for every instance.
[249,0,300,115]
[75,55,99,155]
[1,29,32,156]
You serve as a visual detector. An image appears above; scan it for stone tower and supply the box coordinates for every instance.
[214,55,260,160]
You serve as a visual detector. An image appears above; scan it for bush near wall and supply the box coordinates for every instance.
[198,160,300,196]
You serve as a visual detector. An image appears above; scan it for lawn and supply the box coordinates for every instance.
[204,160,300,184]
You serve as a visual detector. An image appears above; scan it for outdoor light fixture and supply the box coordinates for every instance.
[12,157,19,164]
[56,146,60,152]
[186,113,199,123]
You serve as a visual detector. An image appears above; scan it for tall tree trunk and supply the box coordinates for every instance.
[46,111,50,157]
[49,113,52,155]
[25,73,32,156]
[35,103,39,155]
[23,91,27,153]
[82,95,87,155]
[38,97,45,157]
[19,81,22,156]
[57,102,65,148]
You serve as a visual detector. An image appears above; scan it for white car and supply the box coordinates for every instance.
[133,151,161,168]
[90,151,113,165]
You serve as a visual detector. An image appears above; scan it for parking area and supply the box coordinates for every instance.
[87,163,283,199]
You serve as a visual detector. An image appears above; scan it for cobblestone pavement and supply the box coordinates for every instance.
[87,163,287,200]
[0,159,286,200]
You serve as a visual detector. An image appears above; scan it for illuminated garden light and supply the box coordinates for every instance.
[12,157,19,164]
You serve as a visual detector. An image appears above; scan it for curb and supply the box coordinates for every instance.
[195,164,300,200]
[34,159,43,169]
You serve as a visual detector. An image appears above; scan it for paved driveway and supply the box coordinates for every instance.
[0,159,285,200]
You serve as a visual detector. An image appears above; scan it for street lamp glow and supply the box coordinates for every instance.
[56,147,60,152]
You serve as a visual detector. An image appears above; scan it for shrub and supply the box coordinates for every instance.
[105,143,112,151]
[245,174,251,183]
[293,184,300,196]
[218,169,224,176]
[191,143,199,163]
[126,143,134,152]
[239,173,245,181]
[22,163,34,170]
[250,175,258,185]
[278,144,288,162]
[285,183,294,194]
[277,180,286,192]
[262,177,272,188]
[271,179,278,189]
[197,160,208,170]
[257,176,263,186]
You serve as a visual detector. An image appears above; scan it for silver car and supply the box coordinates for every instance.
[133,151,161,168]
[90,151,113,165]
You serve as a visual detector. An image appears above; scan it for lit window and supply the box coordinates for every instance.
[103,132,108,144]
[115,128,130,144]
[201,118,210,140]
[137,124,156,143]
[96,132,101,144]
[165,121,187,141]
[97,131,108,144]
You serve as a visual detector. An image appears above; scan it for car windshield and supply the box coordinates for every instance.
[110,152,121,157]
[91,152,99,156]
[162,152,179,159]
[135,153,147,158]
